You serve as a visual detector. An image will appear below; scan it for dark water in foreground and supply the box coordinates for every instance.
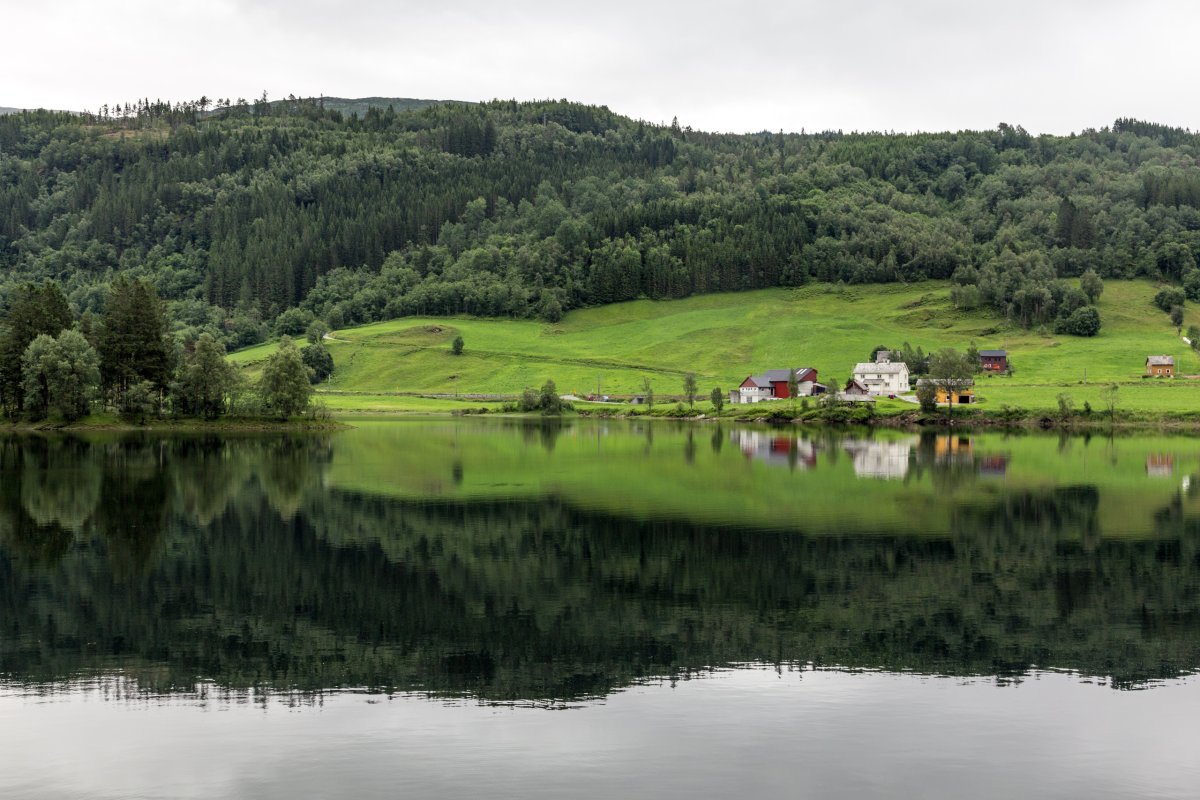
[1,419,1199,798]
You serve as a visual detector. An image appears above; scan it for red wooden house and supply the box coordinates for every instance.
[979,349,1008,372]
[1146,355,1174,377]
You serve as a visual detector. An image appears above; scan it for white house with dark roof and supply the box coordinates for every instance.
[851,357,910,396]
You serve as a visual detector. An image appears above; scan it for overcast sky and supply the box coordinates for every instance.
[4,0,1195,134]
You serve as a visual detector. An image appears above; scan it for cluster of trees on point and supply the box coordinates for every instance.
[6,101,1200,340]
[513,379,570,414]
[0,280,334,423]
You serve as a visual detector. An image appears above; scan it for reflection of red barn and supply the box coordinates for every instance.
[730,430,818,468]
[978,455,1008,477]
[1146,454,1175,477]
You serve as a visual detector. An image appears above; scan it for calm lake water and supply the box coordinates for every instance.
[2,418,1199,798]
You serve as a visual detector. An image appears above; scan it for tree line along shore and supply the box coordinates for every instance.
[0,280,331,427]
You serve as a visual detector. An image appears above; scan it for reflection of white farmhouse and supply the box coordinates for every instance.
[841,438,916,480]
[851,357,910,396]
[1146,454,1174,477]
[730,429,817,469]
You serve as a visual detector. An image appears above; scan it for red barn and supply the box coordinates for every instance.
[735,368,819,403]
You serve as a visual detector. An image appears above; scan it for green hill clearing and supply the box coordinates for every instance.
[230,280,1200,415]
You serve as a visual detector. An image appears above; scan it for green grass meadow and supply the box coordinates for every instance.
[231,280,1200,415]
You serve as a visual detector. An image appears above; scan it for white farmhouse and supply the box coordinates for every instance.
[851,357,910,396]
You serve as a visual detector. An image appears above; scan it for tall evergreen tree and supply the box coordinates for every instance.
[98,277,173,402]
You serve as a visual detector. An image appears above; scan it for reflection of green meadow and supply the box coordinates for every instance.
[326,420,1200,539]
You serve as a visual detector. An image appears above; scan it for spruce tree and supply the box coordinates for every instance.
[99,277,173,403]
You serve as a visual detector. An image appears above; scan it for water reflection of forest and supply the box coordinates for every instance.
[0,428,1198,701]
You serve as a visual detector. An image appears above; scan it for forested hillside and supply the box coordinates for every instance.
[2,97,1200,351]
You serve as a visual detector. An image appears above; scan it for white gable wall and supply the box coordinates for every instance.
[851,363,910,396]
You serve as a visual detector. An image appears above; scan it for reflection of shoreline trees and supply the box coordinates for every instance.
[0,434,333,569]
[2,431,1199,700]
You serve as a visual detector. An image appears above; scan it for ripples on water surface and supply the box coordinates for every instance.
[1,419,1198,798]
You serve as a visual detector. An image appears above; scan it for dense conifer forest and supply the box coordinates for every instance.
[3,96,1200,353]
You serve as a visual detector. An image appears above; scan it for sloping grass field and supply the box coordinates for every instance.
[230,280,1200,414]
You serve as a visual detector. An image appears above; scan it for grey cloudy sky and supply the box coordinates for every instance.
[4,0,1194,133]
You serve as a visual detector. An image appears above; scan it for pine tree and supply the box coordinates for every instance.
[1054,198,1076,248]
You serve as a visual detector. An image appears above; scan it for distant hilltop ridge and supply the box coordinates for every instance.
[0,97,462,118]
[306,97,465,116]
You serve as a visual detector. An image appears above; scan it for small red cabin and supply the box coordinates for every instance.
[979,349,1008,372]
[1146,355,1174,377]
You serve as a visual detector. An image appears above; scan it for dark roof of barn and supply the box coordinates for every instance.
[744,367,816,386]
